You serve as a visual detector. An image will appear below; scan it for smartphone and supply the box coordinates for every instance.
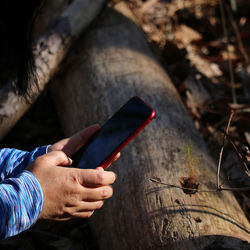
[76,96,155,169]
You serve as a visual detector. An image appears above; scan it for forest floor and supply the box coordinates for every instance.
[124,0,250,220]
[1,0,250,249]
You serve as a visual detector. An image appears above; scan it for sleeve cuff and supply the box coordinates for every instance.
[46,145,51,154]
[28,145,51,161]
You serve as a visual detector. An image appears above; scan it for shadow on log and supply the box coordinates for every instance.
[51,2,250,249]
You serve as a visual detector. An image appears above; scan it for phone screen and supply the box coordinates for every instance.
[78,96,154,169]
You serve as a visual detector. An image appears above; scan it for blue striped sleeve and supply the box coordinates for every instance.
[0,170,43,239]
[0,146,50,240]
[0,146,49,181]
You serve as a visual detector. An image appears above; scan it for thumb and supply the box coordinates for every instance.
[44,151,73,166]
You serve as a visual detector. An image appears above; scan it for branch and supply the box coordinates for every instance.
[225,3,249,65]
[217,110,235,188]
[150,178,250,192]
[227,137,250,177]
[219,0,237,104]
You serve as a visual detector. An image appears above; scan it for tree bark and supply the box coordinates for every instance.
[0,0,107,140]
[51,2,250,249]
[33,0,70,38]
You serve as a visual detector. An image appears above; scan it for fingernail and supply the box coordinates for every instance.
[97,166,104,172]
[68,157,73,165]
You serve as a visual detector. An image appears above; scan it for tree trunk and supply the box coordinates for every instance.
[51,2,250,249]
[0,0,107,140]
[33,0,71,38]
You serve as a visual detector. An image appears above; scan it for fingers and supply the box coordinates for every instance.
[73,200,104,213]
[49,124,100,156]
[39,151,72,167]
[78,200,104,211]
[81,185,113,201]
[71,211,95,219]
[61,200,104,220]
[76,167,116,187]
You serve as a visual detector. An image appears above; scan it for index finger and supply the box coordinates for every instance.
[76,168,117,187]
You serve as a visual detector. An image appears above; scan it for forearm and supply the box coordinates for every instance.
[0,170,43,240]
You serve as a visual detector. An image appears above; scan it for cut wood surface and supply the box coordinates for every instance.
[0,0,106,140]
[51,2,250,249]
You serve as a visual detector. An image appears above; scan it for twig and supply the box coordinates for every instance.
[219,0,237,104]
[150,178,250,192]
[225,3,249,65]
[227,137,250,177]
[217,110,235,188]
[220,175,230,187]
[150,178,216,192]
[150,109,250,193]
[228,103,250,111]
[151,108,250,193]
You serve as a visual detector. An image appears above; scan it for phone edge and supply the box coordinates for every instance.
[100,107,156,169]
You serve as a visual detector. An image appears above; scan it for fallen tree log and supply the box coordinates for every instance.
[51,2,250,249]
[0,0,107,140]
[33,0,71,38]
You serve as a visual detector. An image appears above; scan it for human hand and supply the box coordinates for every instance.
[48,124,100,157]
[27,151,116,220]
[48,124,120,168]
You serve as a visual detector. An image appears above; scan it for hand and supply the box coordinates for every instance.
[27,151,116,220]
[48,124,120,168]
[48,124,100,157]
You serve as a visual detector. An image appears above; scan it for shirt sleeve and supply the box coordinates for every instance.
[0,146,49,182]
[0,146,50,240]
[0,170,43,240]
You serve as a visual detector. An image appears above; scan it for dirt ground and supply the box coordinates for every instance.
[0,0,250,249]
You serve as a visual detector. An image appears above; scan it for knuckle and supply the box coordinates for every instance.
[96,171,105,184]
[53,150,66,156]
[68,188,82,203]
[69,172,79,184]
[34,155,46,164]
[73,186,82,196]
[101,186,112,199]
[68,170,82,186]
[51,150,67,160]
[110,172,117,184]
[68,194,80,205]
[63,207,74,217]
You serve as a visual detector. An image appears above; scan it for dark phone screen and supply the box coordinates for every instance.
[78,96,154,169]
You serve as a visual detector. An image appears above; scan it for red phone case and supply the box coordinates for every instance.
[100,96,155,169]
